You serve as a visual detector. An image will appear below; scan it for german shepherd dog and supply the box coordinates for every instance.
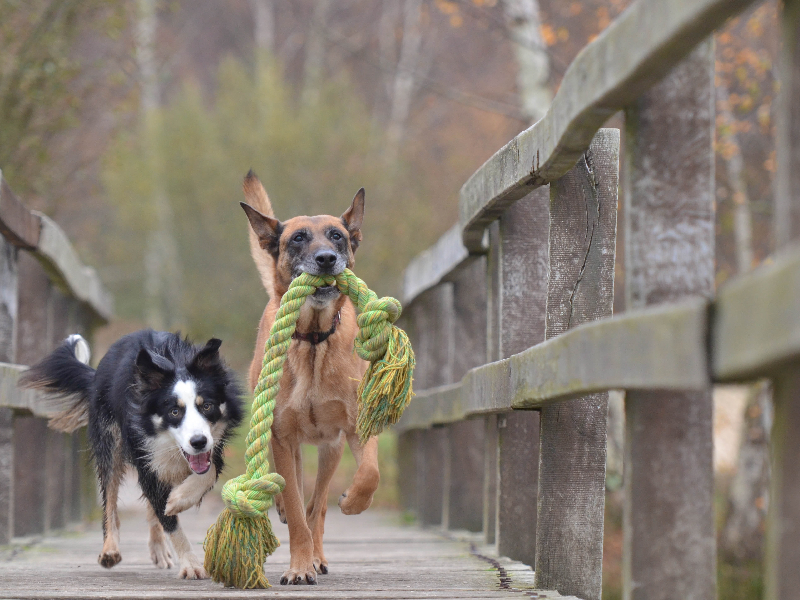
[19,331,243,579]
[240,171,380,585]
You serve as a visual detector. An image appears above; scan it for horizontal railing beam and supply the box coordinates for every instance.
[0,363,56,418]
[402,224,474,304]
[458,0,756,251]
[397,244,800,431]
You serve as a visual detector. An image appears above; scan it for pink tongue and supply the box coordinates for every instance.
[187,451,211,473]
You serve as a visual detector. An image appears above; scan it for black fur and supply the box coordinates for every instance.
[21,331,244,535]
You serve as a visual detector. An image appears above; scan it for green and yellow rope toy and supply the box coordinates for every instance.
[203,268,415,589]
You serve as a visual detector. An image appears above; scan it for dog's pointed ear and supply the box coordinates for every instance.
[241,202,283,258]
[341,188,365,252]
[191,338,223,371]
[136,348,175,385]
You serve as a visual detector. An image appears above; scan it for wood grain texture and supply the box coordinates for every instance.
[534,129,619,600]
[12,416,47,536]
[458,0,756,251]
[622,40,716,600]
[482,414,498,544]
[490,188,549,567]
[0,237,17,364]
[0,408,12,544]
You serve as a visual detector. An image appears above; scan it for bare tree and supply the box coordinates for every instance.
[250,0,275,54]
[137,0,181,330]
[501,0,551,124]
[302,0,332,107]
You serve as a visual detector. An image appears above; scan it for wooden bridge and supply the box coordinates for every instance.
[3,0,800,598]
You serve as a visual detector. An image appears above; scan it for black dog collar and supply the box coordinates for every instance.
[292,311,341,345]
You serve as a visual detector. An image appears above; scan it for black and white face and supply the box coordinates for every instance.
[136,338,241,477]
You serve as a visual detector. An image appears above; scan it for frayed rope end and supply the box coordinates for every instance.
[204,508,279,589]
[356,326,415,443]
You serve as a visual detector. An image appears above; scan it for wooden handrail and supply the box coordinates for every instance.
[458,0,756,252]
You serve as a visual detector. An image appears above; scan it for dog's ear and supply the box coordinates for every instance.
[241,202,283,259]
[136,348,175,386]
[341,188,365,252]
[191,338,222,371]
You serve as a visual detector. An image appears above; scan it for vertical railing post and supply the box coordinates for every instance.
[442,258,487,532]
[766,3,800,597]
[534,128,619,599]
[405,284,454,526]
[0,219,16,544]
[487,187,549,565]
[623,40,716,600]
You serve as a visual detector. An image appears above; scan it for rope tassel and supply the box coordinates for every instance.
[203,269,414,588]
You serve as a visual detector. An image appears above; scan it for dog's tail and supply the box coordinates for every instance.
[18,334,94,433]
[243,170,276,292]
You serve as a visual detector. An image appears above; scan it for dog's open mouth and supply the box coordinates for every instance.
[182,450,212,474]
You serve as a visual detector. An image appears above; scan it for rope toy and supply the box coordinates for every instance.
[203,268,415,588]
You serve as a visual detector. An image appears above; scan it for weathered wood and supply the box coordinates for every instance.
[490,187,549,567]
[534,129,618,600]
[0,237,18,364]
[397,430,419,514]
[0,408,13,544]
[713,249,800,380]
[419,428,448,527]
[442,259,487,532]
[0,173,40,251]
[482,414,498,544]
[44,429,67,532]
[12,416,47,536]
[403,224,473,304]
[16,251,53,366]
[459,0,756,252]
[622,40,716,600]
[766,366,800,600]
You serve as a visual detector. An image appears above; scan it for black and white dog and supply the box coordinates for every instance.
[20,330,243,579]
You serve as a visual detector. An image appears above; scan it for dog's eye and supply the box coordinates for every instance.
[170,408,180,418]
[202,402,213,413]
[292,233,304,243]
[331,231,342,241]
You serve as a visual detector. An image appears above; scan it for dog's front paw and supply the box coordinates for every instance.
[275,493,287,524]
[313,556,329,575]
[98,550,122,568]
[280,566,317,585]
[178,553,208,580]
[149,534,174,569]
[338,488,374,515]
[165,491,194,517]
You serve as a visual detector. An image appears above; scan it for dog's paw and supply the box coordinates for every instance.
[149,535,174,569]
[178,554,208,580]
[313,556,329,575]
[280,566,317,585]
[275,494,287,524]
[165,492,193,517]
[98,550,122,568]
[338,488,374,515]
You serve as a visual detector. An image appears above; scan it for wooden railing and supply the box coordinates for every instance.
[393,0,800,599]
[0,170,111,544]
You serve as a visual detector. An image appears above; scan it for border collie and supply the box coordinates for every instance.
[19,330,243,579]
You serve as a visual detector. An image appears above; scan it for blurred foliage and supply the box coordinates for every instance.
[102,56,436,370]
[0,0,123,198]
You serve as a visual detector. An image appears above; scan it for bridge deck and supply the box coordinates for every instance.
[0,495,544,600]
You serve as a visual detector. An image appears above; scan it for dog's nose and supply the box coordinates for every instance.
[315,251,337,270]
[190,434,208,450]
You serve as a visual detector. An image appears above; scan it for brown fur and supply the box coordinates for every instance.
[241,172,379,585]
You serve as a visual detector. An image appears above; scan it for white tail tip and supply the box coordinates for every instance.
[67,334,91,365]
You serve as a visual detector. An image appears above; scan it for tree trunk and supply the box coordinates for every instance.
[501,0,551,124]
[250,0,274,54]
[301,0,331,107]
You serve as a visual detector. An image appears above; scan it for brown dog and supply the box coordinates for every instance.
[240,172,380,585]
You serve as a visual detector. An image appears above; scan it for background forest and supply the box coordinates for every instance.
[0,1,779,598]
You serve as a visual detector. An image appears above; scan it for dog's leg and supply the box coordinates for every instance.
[270,441,287,524]
[273,437,317,585]
[164,467,216,516]
[95,426,124,568]
[138,467,208,580]
[168,520,207,580]
[339,434,380,515]
[146,503,174,569]
[305,436,345,575]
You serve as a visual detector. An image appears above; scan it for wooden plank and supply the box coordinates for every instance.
[0,173,40,251]
[0,408,12,544]
[403,224,473,304]
[713,249,800,380]
[489,187,549,568]
[622,40,716,600]
[0,237,18,363]
[393,298,709,431]
[482,415,498,545]
[534,129,618,600]
[13,416,47,536]
[458,0,756,251]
